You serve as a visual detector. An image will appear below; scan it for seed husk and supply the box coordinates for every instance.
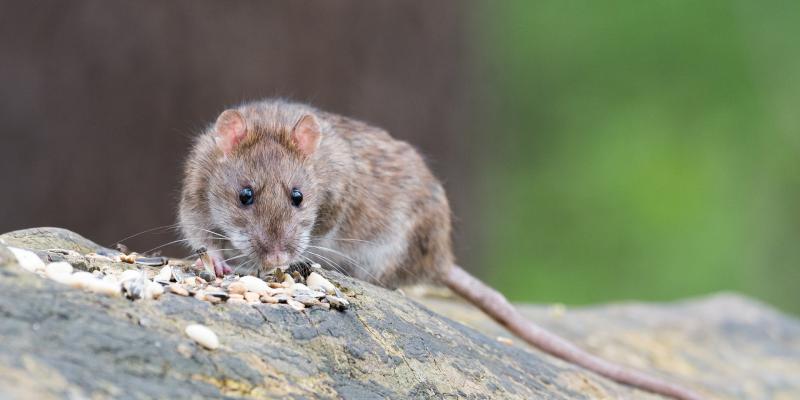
[185,324,219,350]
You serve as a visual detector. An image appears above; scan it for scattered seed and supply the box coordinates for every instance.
[119,254,137,264]
[260,294,278,304]
[325,295,350,310]
[273,294,289,303]
[45,262,73,278]
[84,278,121,297]
[306,272,336,294]
[135,256,167,267]
[227,281,247,295]
[8,247,45,273]
[287,299,305,311]
[144,281,164,300]
[496,336,514,345]
[119,269,141,282]
[244,292,260,303]
[205,290,230,301]
[154,266,172,283]
[168,284,189,296]
[294,295,320,307]
[185,324,219,350]
[239,276,269,292]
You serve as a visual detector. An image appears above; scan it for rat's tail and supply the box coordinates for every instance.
[443,265,703,400]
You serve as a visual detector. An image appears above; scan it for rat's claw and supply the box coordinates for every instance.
[194,254,232,277]
[212,255,232,277]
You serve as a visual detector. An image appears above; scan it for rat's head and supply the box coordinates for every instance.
[205,107,322,270]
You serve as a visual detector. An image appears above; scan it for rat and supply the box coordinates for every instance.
[178,99,701,400]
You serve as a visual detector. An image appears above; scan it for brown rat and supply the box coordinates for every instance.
[178,99,702,400]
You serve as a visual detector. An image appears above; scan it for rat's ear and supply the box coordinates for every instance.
[214,109,247,154]
[291,114,322,157]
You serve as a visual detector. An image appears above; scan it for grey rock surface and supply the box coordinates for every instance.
[1,227,797,399]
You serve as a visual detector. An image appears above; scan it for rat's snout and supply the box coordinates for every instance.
[252,232,291,267]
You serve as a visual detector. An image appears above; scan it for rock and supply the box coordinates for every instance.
[0,227,798,400]
[185,324,219,350]
[238,276,269,293]
[7,246,45,273]
[306,271,336,294]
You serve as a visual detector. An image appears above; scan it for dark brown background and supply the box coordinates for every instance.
[0,1,480,265]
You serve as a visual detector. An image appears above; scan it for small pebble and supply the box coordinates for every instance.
[281,275,295,288]
[286,299,305,311]
[8,247,45,273]
[228,293,244,300]
[239,276,269,292]
[315,302,331,310]
[168,284,189,296]
[244,292,260,303]
[306,272,336,294]
[185,324,219,350]
[268,282,283,289]
[227,298,247,305]
[227,281,247,295]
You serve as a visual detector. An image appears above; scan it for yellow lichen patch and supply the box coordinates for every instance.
[191,374,256,397]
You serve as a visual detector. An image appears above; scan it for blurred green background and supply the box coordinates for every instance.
[476,1,800,314]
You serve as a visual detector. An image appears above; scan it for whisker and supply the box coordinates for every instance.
[109,223,181,247]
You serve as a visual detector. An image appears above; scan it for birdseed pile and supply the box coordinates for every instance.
[8,245,350,312]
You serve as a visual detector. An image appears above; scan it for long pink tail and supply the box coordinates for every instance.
[443,265,703,400]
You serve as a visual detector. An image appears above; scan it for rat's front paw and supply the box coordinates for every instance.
[195,254,233,277]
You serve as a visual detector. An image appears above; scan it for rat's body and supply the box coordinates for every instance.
[179,99,701,400]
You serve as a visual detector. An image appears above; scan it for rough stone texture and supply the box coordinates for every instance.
[1,228,798,399]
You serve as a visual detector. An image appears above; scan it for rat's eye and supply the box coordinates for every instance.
[239,187,254,206]
[290,188,303,207]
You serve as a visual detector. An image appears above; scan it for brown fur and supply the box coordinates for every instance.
[179,99,452,286]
